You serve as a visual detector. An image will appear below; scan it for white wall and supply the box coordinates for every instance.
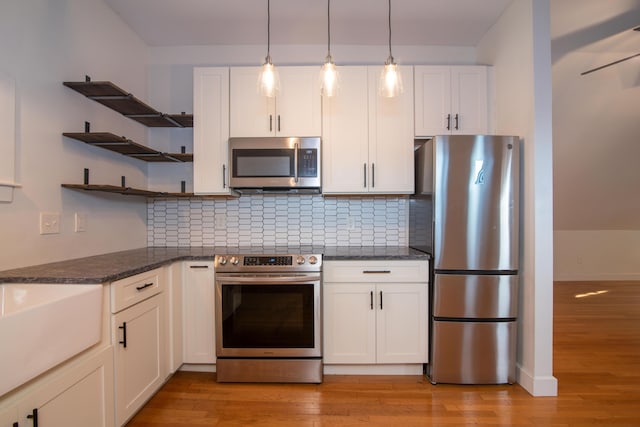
[0,0,149,270]
[551,0,640,281]
[477,0,557,396]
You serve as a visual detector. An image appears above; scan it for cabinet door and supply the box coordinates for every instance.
[375,284,428,364]
[0,405,18,427]
[17,348,114,427]
[414,66,452,136]
[183,261,216,364]
[193,67,231,194]
[321,66,370,194]
[450,66,489,134]
[368,66,415,194]
[275,67,322,137]
[113,294,165,426]
[229,67,276,137]
[323,283,376,364]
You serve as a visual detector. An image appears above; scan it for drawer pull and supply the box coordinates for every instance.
[189,265,209,269]
[362,270,391,274]
[119,322,127,348]
[26,408,38,427]
[136,282,154,291]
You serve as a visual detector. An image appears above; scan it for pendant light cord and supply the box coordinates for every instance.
[327,0,331,57]
[387,0,393,62]
[267,0,271,60]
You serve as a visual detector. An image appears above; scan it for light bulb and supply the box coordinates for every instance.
[379,62,403,98]
[258,59,280,98]
[320,60,339,97]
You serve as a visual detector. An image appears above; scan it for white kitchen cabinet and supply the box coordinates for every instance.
[111,268,166,426]
[8,347,114,427]
[167,261,184,373]
[193,67,231,194]
[182,261,216,364]
[414,65,489,137]
[229,66,321,137]
[323,260,429,365]
[322,66,414,194]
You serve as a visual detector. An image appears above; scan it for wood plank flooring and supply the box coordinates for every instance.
[127,281,640,426]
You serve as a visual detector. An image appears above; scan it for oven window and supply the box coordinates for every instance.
[221,284,315,348]
[232,149,294,177]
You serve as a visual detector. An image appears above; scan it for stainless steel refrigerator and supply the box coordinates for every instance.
[410,135,519,385]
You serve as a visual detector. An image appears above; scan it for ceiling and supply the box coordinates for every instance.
[102,0,513,47]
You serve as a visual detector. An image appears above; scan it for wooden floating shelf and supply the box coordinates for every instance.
[62,184,236,199]
[63,80,193,128]
[62,132,193,163]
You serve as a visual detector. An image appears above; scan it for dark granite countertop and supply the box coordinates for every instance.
[0,246,430,284]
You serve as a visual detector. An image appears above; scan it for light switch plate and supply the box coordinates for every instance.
[40,212,60,234]
[75,212,87,232]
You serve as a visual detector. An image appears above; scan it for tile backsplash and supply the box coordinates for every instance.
[148,195,408,247]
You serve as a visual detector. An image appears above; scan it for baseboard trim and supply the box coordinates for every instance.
[517,365,558,396]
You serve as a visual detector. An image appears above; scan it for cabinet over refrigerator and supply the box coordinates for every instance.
[410,134,520,385]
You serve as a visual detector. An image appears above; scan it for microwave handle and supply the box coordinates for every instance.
[294,142,299,183]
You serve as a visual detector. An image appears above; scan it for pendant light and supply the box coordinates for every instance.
[320,0,339,97]
[379,0,403,98]
[258,0,280,97]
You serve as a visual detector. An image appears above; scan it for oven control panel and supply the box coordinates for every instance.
[215,254,322,272]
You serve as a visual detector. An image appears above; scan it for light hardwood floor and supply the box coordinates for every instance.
[127,281,640,426]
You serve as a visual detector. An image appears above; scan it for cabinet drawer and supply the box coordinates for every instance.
[110,268,164,313]
[323,260,429,283]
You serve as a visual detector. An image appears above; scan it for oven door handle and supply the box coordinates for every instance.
[216,274,321,284]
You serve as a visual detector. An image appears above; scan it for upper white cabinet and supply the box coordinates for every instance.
[229,66,321,137]
[193,67,231,194]
[322,66,414,194]
[414,65,489,137]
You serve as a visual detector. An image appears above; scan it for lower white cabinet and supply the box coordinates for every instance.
[111,268,166,426]
[1,347,114,427]
[323,260,429,365]
[182,261,216,364]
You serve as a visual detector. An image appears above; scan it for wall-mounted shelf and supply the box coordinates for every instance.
[62,132,193,163]
[63,80,193,128]
[61,184,237,199]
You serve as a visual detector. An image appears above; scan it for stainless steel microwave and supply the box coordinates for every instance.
[229,137,321,193]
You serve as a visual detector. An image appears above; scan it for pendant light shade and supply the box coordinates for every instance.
[379,0,403,97]
[258,0,280,97]
[320,0,339,97]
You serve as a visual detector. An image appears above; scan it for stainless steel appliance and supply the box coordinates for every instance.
[410,135,519,385]
[214,252,323,383]
[229,137,321,193]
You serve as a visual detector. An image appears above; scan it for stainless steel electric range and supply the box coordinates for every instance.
[214,252,322,383]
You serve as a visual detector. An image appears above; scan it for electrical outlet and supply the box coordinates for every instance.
[75,212,87,232]
[40,212,60,234]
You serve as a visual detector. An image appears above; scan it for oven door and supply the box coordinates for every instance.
[215,273,321,358]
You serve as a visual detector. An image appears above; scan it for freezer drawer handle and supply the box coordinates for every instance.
[362,270,391,274]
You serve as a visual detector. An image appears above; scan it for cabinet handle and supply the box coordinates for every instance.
[222,164,227,188]
[189,265,209,269]
[370,291,374,310]
[380,291,383,310]
[454,113,459,130]
[26,408,38,427]
[136,282,154,291]
[371,163,375,188]
[362,270,391,274]
[13,422,19,427]
[269,114,273,132]
[446,113,451,130]
[363,163,367,188]
[277,115,281,132]
[119,322,127,348]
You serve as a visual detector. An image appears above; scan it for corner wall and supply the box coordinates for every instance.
[0,0,151,270]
